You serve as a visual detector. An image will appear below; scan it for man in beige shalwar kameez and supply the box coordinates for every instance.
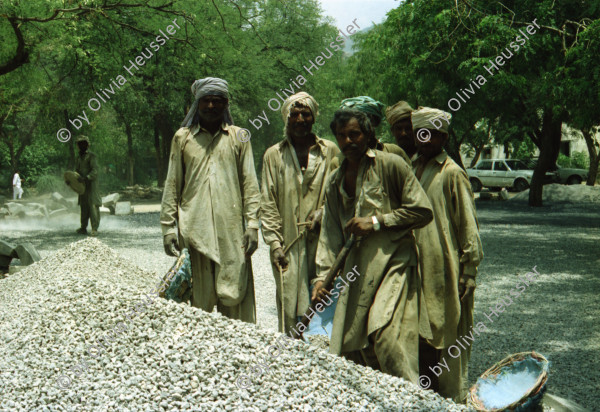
[312,108,433,384]
[260,92,340,333]
[411,107,483,402]
[161,77,261,323]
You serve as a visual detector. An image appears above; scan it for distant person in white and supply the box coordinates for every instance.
[12,171,23,199]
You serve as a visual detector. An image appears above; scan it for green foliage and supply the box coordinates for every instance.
[557,152,590,169]
[0,0,341,190]
[35,174,70,196]
[513,139,538,160]
[572,151,590,169]
[99,172,125,194]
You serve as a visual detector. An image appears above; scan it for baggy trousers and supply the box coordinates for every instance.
[80,195,100,230]
[341,266,420,385]
[188,246,256,324]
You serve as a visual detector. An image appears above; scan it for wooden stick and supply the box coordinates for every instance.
[279,265,286,333]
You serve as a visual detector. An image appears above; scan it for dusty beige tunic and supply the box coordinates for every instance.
[314,149,433,381]
[413,150,483,400]
[161,123,261,307]
[260,135,340,332]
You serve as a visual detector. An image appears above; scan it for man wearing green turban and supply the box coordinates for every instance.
[333,96,411,168]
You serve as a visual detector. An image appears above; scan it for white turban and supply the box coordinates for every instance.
[281,92,319,127]
[180,77,233,127]
[411,107,452,134]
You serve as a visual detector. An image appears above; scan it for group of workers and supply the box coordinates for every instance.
[159,77,483,403]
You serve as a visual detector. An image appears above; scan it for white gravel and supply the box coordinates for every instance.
[0,238,468,411]
[1,201,598,410]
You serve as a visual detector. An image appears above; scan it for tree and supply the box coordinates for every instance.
[344,0,600,205]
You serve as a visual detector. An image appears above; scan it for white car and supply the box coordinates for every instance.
[467,159,555,192]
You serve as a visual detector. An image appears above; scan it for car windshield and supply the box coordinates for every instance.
[505,160,529,170]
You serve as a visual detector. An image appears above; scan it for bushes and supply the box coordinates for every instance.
[557,152,590,169]
[36,175,72,196]
[99,173,125,193]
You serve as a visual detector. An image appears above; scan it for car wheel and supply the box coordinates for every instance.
[514,178,529,192]
[470,178,482,192]
[566,175,582,185]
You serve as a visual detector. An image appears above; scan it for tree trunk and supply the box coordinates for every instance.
[504,141,511,159]
[153,114,165,187]
[447,130,466,170]
[469,123,491,167]
[157,114,175,186]
[529,111,562,206]
[581,127,599,186]
[124,122,134,186]
[469,141,485,167]
[64,109,75,169]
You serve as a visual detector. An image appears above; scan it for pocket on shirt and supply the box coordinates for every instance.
[361,185,385,216]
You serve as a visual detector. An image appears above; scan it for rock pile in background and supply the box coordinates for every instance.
[0,238,469,411]
[119,185,162,201]
[512,183,600,204]
[0,192,128,221]
[0,192,77,221]
[0,239,40,276]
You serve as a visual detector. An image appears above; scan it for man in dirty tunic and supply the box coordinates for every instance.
[312,108,433,384]
[260,92,340,333]
[75,135,101,236]
[161,77,261,323]
[411,107,483,402]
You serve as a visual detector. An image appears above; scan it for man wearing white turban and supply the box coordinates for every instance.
[161,77,261,323]
[411,107,483,402]
[260,91,340,333]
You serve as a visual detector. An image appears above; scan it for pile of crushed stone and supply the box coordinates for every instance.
[512,183,600,203]
[0,238,469,411]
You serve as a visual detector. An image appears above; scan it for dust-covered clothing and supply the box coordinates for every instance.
[76,150,101,230]
[160,123,260,319]
[412,150,483,401]
[314,149,433,383]
[260,135,339,333]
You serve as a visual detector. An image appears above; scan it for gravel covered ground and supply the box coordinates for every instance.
[0,239,466,411]
[1,199,598,410]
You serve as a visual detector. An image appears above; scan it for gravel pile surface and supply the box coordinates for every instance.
[511,183,600,204]
[0,238,468,411]
[469,201,600,411]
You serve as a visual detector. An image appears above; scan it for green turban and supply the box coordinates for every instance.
[340,96,385,122]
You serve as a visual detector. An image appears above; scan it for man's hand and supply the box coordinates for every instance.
[242,228,258,258]
[459,274,476,302]
[77,175,85,183]
[272,247,289,271]
[311,280,330,303]
[163,233,180,257]
[345,216,374,236]
[307,208,324,232]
